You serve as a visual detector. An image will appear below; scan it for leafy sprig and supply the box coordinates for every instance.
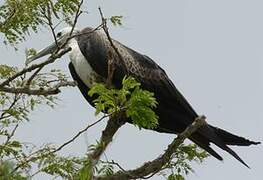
[88,76,159,129]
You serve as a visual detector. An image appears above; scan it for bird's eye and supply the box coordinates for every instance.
[57,32,62,38]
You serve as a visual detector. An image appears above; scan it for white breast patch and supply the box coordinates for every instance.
[68,38,99,87]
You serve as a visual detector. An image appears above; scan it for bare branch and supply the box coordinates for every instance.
[69,0,84,37]
[52,114,107,153]
[95,116,207,180]
[98,7,124,87]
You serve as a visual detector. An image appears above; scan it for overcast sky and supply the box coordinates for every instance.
[1,0,263,179]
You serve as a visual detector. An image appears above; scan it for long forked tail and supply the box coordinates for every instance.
[189,125,260,168]
[211,126,260,146]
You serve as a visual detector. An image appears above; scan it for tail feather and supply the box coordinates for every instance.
[189,134,223,161]
[211,125,261,146]
[189,124,260,168]
[222,145,250,168]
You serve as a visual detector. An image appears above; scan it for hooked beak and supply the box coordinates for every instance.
[26,41,58,66]
[25,34,69,66]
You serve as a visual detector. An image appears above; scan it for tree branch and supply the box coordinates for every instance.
[25,67,43,87]
[0,81,76,95]
[88,114,126,171]
[11,115,107,175]
[98,7,125,66]
[98,7,126,87]
[4,124,19,145]
[52,114,107,154]
[0,47,71,88]
[96,115,207,180]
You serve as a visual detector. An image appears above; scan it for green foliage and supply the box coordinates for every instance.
[110,15,123,26]
[11,145,91,179]
[0,160,28,180]
[0,65,71,177]
[0,65,17,79]
[41,156,80,179]
[96,163,114,176]
[167,174,184,180]
[76,160,93,180]
[162,144,209,180]
[25,48,37,57]
[0,140,22,158]
[88,76,159,129]
[0,0,80,45]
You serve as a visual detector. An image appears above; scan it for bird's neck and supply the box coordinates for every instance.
[68,38,104,88]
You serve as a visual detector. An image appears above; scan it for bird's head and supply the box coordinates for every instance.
[26,27,80,65]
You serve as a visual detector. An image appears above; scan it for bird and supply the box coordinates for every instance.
[26,26,260,168]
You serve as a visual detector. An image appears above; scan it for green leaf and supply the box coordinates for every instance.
[110,15,123,26]
[88,76,159,129]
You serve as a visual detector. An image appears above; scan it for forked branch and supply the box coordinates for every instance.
[95,116,207,180]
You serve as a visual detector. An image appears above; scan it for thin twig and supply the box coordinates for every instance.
[0,47,71,88]
[98,7,116,87]
[69,0,84,37]
[40,5,58,47]
[98,7,126,77]
[100,160,127,173]
[4,124,19,144]
[25,67,43,87]
[0,94,19,119]
[52,114,108,153]
[11,115,107,174]
[71,23,104,39]
[57,0,84,51]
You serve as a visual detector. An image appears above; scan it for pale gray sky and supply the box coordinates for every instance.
[1,0,263,179]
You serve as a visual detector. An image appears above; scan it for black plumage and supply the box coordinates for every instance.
[69,27,260,167]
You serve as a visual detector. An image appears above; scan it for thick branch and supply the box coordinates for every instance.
[89,115,126,167]
[96,115,207,180]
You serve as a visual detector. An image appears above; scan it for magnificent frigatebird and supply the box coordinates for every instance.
[27,27,260,167]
